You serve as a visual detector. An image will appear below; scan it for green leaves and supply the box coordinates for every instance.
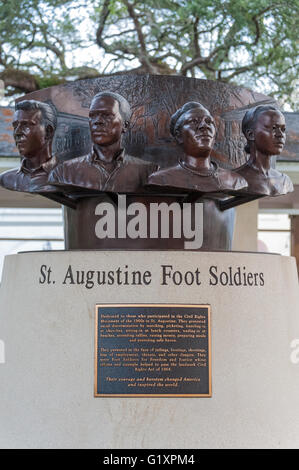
[0,0,298,107]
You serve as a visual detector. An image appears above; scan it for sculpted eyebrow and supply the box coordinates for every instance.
[13,119,35,125]
[90,111,113,116]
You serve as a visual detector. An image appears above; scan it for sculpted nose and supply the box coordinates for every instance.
[196,120,215,140]
[276,128,284,137]
[198,119,212,133]
[95,114,106,125]
[14,123,22,134]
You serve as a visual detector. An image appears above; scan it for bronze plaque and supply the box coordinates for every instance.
[94,304,211,397]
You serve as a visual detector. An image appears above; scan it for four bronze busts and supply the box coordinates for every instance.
[236,105,293,196]
[0,94,294,203]
[0,100,58,193]
[48,91,158,193]
[147,101,248,194]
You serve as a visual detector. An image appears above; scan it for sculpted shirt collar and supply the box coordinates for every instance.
[18,155,59,176]
[178,158,219,177]
[89,147,125,169]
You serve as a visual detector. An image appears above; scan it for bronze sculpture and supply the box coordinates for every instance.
[48,91,158,193]
[0,75,294,251]
[236,105,293,196]
[0,100,58,192]
[147,102,248,194]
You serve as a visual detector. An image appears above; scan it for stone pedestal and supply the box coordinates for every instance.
[0,250,298,449]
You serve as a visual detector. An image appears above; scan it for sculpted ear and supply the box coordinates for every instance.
[122,120,130,134]
[174,129,183,145]
[45,124,54,141]
[245,128,255,142]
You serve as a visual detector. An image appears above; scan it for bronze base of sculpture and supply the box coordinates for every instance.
[63,195,235,251]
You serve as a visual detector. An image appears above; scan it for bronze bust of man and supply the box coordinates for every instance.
[0,100,58,193]
[48,91,158,193]
[147,101,247,194]
[236,105,293,196]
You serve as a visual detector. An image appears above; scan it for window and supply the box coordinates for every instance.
[258,213,291,256]
[0,208,64,278]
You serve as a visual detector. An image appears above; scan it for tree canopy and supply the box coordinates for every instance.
[0,0,298,107]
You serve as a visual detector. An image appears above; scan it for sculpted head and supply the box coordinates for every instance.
[13,100,57,159]
[89,91,132,147]
[242,105,286,156]
[170,102,216,157]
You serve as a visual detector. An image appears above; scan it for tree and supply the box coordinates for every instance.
[94,0,299,107]
[0,0,298,107]
[0,0,98,96]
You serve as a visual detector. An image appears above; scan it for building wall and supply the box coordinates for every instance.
[232,200,258,252]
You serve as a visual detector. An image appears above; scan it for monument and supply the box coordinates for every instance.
[0,75,298,449]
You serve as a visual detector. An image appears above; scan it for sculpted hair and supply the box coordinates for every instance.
[15,100,57,133]
[91,91,132,122]
[242,105,281,153]
[170,101,210,137]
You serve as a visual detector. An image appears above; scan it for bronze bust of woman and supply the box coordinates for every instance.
[147,101,247,194]
[236,105,293,196]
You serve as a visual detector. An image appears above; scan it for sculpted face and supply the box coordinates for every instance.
[252,110,286,156]
[12,109,47,158]
[89,96,126,147]
[176,107,216,156]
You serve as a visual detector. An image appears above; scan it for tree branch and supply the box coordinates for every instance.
[104,29,137,40]
[96,0,111,49]
[193,16,200,56]
[180,56,207,75]
[0,68,39,94]
[123,1,147,54]
[123,0,157,73]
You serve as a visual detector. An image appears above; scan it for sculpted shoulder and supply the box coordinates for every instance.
[0,168,20,191]
[217,167,248,191]
[126,154,155,167]
[236,165,293,196]
[271,171,293,196]
[48,154,91,186]
[283,173,294,194]
[124,154,159,177]
[147,165,182,187]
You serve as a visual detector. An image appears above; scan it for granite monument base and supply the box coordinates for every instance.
[0,250,298,448]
